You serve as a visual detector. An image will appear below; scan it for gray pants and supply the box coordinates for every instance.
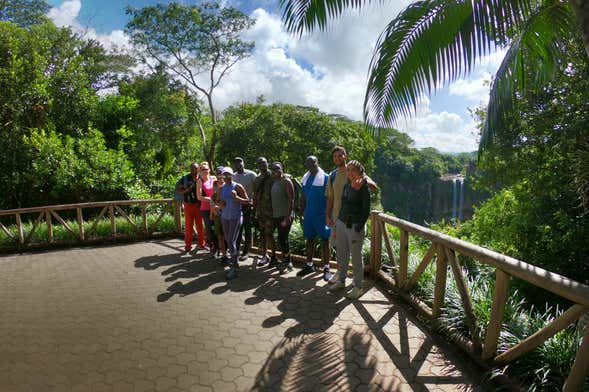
[335,219,365,288]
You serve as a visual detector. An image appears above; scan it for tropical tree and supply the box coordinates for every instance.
[0,0,50,27]
[279,0,589,151]
[125,2,255,163]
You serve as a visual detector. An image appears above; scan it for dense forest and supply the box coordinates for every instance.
[3,0,589,389]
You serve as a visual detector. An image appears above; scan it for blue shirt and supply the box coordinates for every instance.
[302,173,328,217]
[220,182,242,220]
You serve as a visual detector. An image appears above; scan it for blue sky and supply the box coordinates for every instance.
[47,0,503,152]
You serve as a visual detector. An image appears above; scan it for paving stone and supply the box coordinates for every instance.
[0,239,483,392]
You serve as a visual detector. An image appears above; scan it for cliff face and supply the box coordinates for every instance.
[380,175,487,225]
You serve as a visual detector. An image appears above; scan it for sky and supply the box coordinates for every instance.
[46,0,506,153]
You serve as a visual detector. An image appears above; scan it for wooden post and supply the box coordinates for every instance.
[174,201,182,234]
[109,205,116,236]
[563,323,589,392]
[482,269,510,359]
[433,244,447,318]
[405,243,436,291]
[15,213,24,244]
[381,219,397,267]
[371,213,382,279]
[141,206,148,232]
[496,304,587,363]
[45,210,53,243]
[398,229,409,288]
[76,208,84,240]
[446,247,481,352]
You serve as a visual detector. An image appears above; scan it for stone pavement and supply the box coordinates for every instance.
[0,239,486,391]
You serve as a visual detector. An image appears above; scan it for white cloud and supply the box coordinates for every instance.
[448,48,507,103]
[399,106,479,153]
[47,1,482,152]
[47,0,130,50]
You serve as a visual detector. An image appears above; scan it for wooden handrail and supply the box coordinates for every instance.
[375,211,589,307]
[0,199,172,216]
[370,210,589,389]
[0,199,181,247]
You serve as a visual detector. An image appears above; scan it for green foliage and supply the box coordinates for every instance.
[215,103,377,176]
[22,128,137,204]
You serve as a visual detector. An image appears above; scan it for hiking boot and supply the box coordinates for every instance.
[346,287,364,300]
[268,256,279,268]
[296,264,314,277]
[257,255,269,267]
[323,267,333,282]
[226,266,239,280]
[278,261,294,274]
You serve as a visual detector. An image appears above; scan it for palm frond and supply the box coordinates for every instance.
[480,0,576,152]
[363,0,538,135]
[279,0,374,35]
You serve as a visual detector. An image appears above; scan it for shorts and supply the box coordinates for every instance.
[258,214,273,238]
[303,213,331,240]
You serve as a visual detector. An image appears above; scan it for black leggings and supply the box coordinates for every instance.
[201,211,217,249]
[273,217,291,255]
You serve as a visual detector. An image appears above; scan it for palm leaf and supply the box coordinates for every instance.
[481,0,576,152]
[279,0,375,35]
[363,0,539,135]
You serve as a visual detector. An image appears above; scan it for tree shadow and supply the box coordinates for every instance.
[249,278,486,391]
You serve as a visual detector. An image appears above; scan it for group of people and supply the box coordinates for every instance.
[176,146,376,299]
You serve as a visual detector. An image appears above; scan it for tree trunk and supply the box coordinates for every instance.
[571,0,589,61]
[206,93,217,166]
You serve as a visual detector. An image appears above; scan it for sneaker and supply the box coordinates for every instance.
[323,267,333,282]
[296,264,314,277]
[328,271,341,284]
[257,255,269,267]
[226,266,239,280]
[239,253,249,261]
[329,281,345,290]
[277,261,294,274]
[346,287,364,300]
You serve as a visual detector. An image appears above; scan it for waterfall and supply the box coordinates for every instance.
[452,178,457,220]
[458,178,465,221]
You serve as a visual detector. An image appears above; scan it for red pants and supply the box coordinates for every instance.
[184,202,205,251]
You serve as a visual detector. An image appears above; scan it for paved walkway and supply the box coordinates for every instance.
[0,239,484,391]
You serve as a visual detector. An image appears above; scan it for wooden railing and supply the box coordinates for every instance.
[369,211,589,391]
[0,199,182,247]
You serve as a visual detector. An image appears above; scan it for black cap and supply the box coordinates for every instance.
[234,157,244,162]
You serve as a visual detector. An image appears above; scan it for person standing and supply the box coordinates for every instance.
[270,162,295,274]
[330,160,371,299]
[233,157,256,261]
[297,155,332,280]
[253,157,276,267]
[212,166,227,261]
[176,162,206,252]
[326,146,377,283]
[219,167,249,280]
[197,162,216,255]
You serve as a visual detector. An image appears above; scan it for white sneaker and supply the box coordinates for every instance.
[257,255,269,267]
[328,271,340,284]
[346,287,364,300]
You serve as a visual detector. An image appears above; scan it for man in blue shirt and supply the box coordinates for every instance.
[297,155,332,280]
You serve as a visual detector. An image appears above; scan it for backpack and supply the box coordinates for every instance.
[329,169,338,187]
[284,174,303,219]
[173,176,187,201]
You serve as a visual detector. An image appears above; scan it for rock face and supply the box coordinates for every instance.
[380,174,487,225]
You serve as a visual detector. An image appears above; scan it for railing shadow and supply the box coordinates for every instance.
[135,242,484,390]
